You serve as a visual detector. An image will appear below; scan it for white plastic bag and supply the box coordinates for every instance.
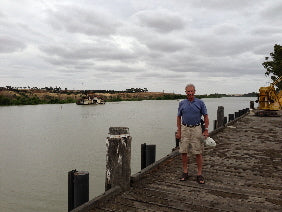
[203,137,216,147]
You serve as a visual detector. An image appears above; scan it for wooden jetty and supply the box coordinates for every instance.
[73,111,282,212]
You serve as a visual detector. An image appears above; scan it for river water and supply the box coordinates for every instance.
[0,97,256,211]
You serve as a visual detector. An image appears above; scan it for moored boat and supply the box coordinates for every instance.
[76,96,105,105]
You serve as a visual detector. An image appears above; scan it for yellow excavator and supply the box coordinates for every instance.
[255,76,282,116]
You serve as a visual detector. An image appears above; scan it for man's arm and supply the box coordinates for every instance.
[176,115,182,139]
[203,114,209,137]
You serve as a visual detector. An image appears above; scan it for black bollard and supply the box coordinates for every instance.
[74,171,89,208]
[68,170,89,212]
[224,117,227,125]
[213,120,217,130]
[141,143,147,170]
[68,170,76,212]
[235,112,239,118]
[146,145,156,167]
[228,114,234,122]
[141,143,156,169]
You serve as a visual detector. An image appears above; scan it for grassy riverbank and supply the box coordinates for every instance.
[0,90,185,106]
[0,89,256,106]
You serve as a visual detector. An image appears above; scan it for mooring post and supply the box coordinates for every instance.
[141,143,147,170]
[145,144,156,167]
[217,106,224,128]
[105,127,131,191]
[68,170,76,212]
[68,170,89,212]
[228,114,234,122]
[213,120,217,130]
[74,171,89,208]
[141,143,156,169]
[224,117,227,125]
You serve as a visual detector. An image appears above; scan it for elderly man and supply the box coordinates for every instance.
[176,84,209,184]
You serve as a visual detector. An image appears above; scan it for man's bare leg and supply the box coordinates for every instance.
[196,154,205,184]
[180,153,189,181]
[196,154,202,175]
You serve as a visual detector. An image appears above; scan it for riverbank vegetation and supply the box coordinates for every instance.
[0,91,77,105]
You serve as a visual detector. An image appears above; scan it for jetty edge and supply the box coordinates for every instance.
[71,110,281,212]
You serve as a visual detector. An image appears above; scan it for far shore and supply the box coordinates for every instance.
[0,89,257,106]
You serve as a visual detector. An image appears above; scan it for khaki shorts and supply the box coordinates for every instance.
[179,125,204,154]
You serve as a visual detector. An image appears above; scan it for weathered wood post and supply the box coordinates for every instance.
[105,127,131,191]
[217,106,224,128]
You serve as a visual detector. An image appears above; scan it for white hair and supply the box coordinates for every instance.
[185,84,195,90]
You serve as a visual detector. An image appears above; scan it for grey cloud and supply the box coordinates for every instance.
[145,48,262,78]
[56,67,86,74]
[190,0,257,10]
[134,10,185,33]
[260,2,282,24]
[212,24,240,36]
[45,56,95,71]
[44,56,77,66]
[41,43,137,62]
[145,39,187,52]
[190,33,265,57]
[251,26,282,36]
[139,71,186,78]
[95,65,144,73]
[47,5,120,36]
[0,37,26,53]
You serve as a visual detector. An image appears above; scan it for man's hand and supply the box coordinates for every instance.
[176,130,181,139]
[202,129,209,138]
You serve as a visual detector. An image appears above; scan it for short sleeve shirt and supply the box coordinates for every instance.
[177,98,208,125]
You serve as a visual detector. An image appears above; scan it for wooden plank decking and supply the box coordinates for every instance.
[74,112,282,212]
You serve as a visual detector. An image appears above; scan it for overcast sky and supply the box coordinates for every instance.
[1,0,281,94]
